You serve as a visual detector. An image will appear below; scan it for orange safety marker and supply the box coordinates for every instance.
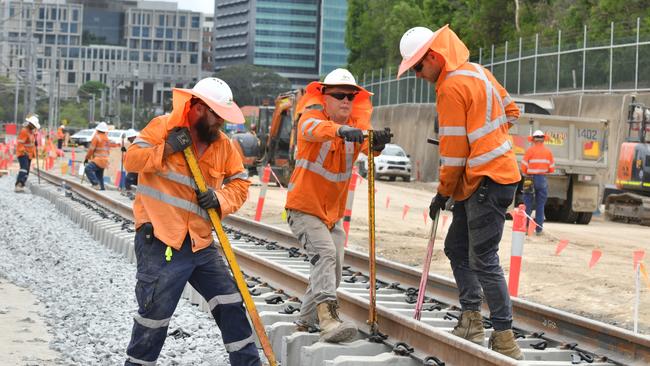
[254,164,271,222]
[508,204,527,297]
[401,204,410,220]
[555,239,569,256]
[71,147,76,175]
[422,208,428,225]
[385,196,390,208]
[343,166,359,246]
[633,250,646,269]
[589,249,602,269]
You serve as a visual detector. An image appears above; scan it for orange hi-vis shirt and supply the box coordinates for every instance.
[57,127,65,140]
[16,127,36,159]
[285,109,373,228]
[521,143,555,175]
[86,132,111,169]
[125,94,251,251]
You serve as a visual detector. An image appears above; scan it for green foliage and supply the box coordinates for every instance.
[345,0,650,74]
[78,81,107,98]
[214,64,292,106]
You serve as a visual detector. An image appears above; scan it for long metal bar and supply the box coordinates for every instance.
[182,145,276,365]
[367,130,378,334]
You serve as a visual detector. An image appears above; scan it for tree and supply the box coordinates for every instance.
[214,64,292,106]
[78,81,107,98]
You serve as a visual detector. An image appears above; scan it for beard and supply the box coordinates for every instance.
[195,115,220,144]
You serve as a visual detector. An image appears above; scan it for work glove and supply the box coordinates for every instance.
[83,159,88,165]
[372,128,393,151]
[121,146,127,152]
[196,188,221,210]
[337,125,364,143]
[429,193,449,219]
[166,127,192,153]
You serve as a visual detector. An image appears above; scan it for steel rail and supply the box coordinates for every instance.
[38,170,650,365]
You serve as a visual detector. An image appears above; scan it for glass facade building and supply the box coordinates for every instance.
[214,0,350,88]
[319,0,348,75]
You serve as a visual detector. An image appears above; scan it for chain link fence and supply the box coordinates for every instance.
[359,17,650,106]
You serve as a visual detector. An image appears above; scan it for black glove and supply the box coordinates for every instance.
[372,128,393,151]
[196,188,221,210]
[83,159,88,165]
[166,127,192,153]
[337,125,364,143]
[121,146,127,152]
[429,193,449,219]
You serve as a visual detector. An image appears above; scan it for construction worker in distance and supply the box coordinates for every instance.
[56,124,65,149]
[521,130,555,235]
[285,68,392,343]
[397,25,523,360]
[14,114,40,192]
[84,122,110,190]
[123,77,260,366]
[122,128,139,190]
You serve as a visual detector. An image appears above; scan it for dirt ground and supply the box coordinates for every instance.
[238,175,650,335]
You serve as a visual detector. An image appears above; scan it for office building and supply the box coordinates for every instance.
[0,0,203,123]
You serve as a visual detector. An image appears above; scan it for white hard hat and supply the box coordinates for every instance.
[125,128,138,139]
[532,130,545,138]
[60,124,65,129]
[25,114,40,129]
[175,77,245,124]
[397,26,436,78]
[322,68,360,89]
[96,122,109,132]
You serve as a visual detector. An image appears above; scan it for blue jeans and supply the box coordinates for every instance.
[84,162,105,190]
[444,178,517,331]
[125,228,260,366]
[16,154,31,186]
[523,175,548,232]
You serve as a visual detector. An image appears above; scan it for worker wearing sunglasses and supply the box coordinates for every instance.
[285,68,392,344]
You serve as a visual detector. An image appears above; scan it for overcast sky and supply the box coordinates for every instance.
[158,0,215,15]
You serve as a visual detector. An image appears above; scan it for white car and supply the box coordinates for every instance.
[70,129,95,147]
[357,143,412,182]
[107,130,128,146]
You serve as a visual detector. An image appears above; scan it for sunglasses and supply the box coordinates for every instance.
[194,100,221,119]
[412,59,425,73]
[325,92,357,101]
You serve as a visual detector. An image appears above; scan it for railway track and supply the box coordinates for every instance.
[29,169,650,366]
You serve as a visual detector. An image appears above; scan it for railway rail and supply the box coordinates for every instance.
[29,169,650,366]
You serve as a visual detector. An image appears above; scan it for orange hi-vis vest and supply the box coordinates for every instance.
[125,106,251,251]
[87,132,111,169]
[436,62,521,201]
[285,109,372,228]
[521,144,555,175]
[57,127,65,140]
[16,127,36,159]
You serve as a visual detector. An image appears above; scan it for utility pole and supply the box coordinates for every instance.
[90,93,95,123]
[100,88,105,118]
[131,69,138,129]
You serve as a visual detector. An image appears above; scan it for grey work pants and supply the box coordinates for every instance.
[287,210,345,326]
[444,178,517,331]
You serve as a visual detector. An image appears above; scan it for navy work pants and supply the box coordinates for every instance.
[16,154,31,186]
[84,161,105,190]
[523,175,548,233]
[125,228,260,366]
[444,178,517,331]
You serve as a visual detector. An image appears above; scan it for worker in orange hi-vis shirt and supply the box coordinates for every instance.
[521,130,555,235]
[56,124,65,149]
[14,114,40,192]
[84,122,111,190]
[396,25,522,360]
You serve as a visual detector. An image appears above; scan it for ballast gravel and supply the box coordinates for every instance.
[0,177,232,365]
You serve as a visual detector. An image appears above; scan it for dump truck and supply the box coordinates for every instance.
[510,99,609,225]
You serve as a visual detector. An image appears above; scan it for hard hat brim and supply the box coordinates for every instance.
[175,88,245,124]
[396,26,446,79]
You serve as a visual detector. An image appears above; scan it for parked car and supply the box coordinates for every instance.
[70,129,95,147]
[357,143,412,182]
[107,129,127,146]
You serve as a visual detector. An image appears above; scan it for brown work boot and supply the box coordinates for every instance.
[316,300,357,343]
[489,329,524,360]
[14,183,24,193]
[451,310,485,345]
[92,184,100,190]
